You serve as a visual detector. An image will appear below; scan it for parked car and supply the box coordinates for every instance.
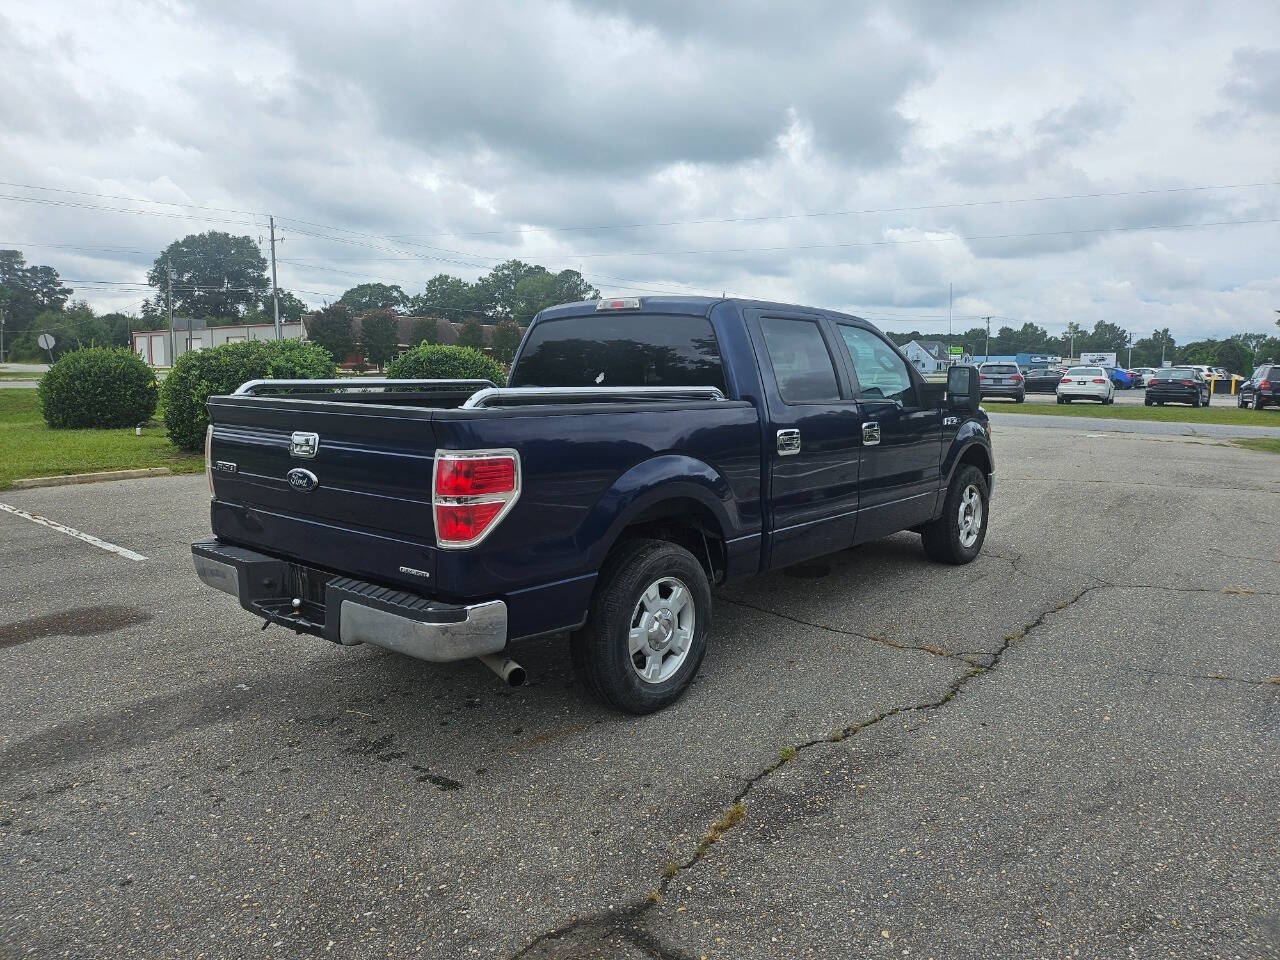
[1145,366,1211,406]
[1130,367,1158,388]
[191,296,996,714]
[1057,366,1115,404]
[1103,366,1135,389]
[1023,367,1067,393]
[979,362,1025,402]
[1237,363,1280,410]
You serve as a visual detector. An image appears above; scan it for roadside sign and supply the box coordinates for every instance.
[37,333,55,350]
[948,345,964,356]
[1080,351,1117,366]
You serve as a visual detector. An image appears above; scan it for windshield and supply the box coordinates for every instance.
[1065,367,1102,377]
[1153,368,1194,379]
[981,364,1018,374]
[511,312,725,390]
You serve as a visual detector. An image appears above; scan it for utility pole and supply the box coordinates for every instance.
[0,307,6,364]
[948,282,953,337]
[166,267,176,367]
[983,316,991,361]
[1126,333,1133,369]
[269,215,281,340]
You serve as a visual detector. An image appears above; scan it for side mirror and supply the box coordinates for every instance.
[947,365,980,410]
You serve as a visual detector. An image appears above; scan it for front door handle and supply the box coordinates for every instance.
[776,429,801,456]
[862,421,881,446]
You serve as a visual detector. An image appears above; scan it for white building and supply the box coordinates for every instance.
[133,321,304,366]
[901,339,953,374]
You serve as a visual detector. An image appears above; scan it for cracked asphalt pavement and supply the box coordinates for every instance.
[2,425,1278,959]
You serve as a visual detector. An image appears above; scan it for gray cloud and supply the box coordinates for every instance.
[0,0,1277,344]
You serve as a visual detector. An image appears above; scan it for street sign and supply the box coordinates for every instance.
[948,345,964,356]
[37,333,55,350]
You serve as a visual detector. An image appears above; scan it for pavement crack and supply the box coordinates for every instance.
[720,596,968,663]
[509,584,1101,959]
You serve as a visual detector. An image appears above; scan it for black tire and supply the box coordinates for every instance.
[1145,398,1153,407]
[1255,394,1266,411]
[570,538,711,714]
[921,465,989,565]
[1015,392,1025,404]
[1063,396,1072,403]
[1056,396,1065,405]
[1191,394,1200,408]
[1103,396,1114,405]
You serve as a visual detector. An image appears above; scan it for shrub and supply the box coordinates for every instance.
[385,344,506,385]
[161,338,337,450]
[38,347,158,429]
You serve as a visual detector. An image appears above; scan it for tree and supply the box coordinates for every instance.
[412,275,483,318]
[457,317,486,350]
[1080,320,1128,354]
[0,250,72,344]
[337,283,407,314]
[360,308,400,370]
[491,321,523,364]
[475,260,543,319]
[552,269,599,305]
[1131,328,1176,367]
[148,232,269,319]
[307,304,354,364]
[1213,339,1250,375]
[251,289,308,325]
[410,316,439,345]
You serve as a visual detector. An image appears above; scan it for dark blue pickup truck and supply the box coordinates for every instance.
[192,296,994,713]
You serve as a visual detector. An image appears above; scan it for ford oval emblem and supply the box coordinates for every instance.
[286,468,318,492]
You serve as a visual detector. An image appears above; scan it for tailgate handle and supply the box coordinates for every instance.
[776,429,801,456]
[290,431,320,459]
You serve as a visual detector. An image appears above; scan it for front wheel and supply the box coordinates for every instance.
[570,538,712,714]
[921,465,989,565]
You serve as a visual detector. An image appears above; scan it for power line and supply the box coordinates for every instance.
[0,181,261,216]
[0,194,261,228]
[503,216,1280,260]
[384,180,1280,239]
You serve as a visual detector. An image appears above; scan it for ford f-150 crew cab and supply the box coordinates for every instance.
[192,296,994,713]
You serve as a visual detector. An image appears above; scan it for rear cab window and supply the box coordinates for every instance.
[758,317,841,403]
[511,313,725,390]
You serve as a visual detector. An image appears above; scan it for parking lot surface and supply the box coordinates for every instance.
[2,425,1278,959]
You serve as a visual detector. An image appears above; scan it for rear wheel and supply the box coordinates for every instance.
[1145,398,1153,407]
[1015,392,1025,403]
[570,538,711,714]
[921,465,988,565]
[1191,394,1201,408]
[1204,392,1211,406]
[1255,394,1266,410]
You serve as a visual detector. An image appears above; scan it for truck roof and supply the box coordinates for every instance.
[536,296,870,324]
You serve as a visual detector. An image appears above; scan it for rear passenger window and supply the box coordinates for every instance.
[759,317,841,403]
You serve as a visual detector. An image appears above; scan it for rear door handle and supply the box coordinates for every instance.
[776,429,801,456]
[862,421,881,446]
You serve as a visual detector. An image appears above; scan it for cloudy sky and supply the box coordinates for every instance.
[2,0,1278,341]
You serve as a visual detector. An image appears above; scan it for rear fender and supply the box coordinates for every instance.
[580,455,741,570]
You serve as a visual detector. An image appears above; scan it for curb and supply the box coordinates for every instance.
[10,467,174,489]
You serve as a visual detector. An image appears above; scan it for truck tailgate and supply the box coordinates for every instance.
[206,396,439,582]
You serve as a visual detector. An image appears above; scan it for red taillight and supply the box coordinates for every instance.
[1010,374,1023,382]
[435,456,516,497]
[1092,378,1106,384]
[1260,380,1271,390]
[1060,377,1072,383]
[1180,379,1195,386]
[433,451,520,548]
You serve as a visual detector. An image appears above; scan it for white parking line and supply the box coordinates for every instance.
[0,502,148,562]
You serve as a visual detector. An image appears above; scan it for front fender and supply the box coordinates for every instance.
[577,455,743,569]
[940,422,994,503]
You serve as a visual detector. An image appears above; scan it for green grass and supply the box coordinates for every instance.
[0,391,202,490]
[1233,438,1280,455]
[986,399,1273,428]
